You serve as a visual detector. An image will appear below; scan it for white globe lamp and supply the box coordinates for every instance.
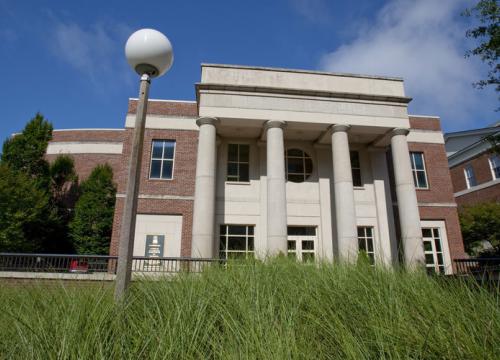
[125,28,174,78]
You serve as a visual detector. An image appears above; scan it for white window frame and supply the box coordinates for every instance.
[357,226,375,265]
[287,226,316,262]
[410,152,428,189]
[219,225,255,260]
[285,148,313,183]
[149,140,176,180]
[464,165,477,189]
[489,155,500,180]
[226,143,250,183]
[420,220,452,275]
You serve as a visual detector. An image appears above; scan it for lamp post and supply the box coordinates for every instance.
[114,28,173,301]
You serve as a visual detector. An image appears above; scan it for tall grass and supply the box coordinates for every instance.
[0,260,499,359]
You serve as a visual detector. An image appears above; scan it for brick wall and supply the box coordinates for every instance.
[408,116,441,131]
[46,130,125,181]
[128,99,198,116]
[450,152,496,193]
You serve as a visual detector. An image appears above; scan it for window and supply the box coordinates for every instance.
[219,225,254,259]
[410,152,428,189]
[227,144,249,182]
[287,226,316,262]
[150,140,175,180]
[357,227,375,265]
[489,155,500,180]
[286,149,313,183]
[422,228,445,274]
[464,165,477,188]
[350,151,362,187]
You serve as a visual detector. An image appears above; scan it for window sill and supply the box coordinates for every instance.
[353,186,365,190]
[415,187,430,191]
[225,181,251,185]
[148,178,174,182]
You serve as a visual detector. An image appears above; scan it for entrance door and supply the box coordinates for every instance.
[287,226,317,262]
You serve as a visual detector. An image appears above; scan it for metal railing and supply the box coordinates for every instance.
[0,253,224,274]
[454,258,500,280]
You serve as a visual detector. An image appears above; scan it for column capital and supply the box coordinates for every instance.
[264,120,286,130]
[391,128,410,137]
[196,117,219,127]
[330,124,351,133]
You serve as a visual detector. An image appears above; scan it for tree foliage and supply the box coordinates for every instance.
[463,0,500,95]
[69,164,116,255]
[0,165,53,252]
[459,202,500,256]
[1,113,53,188]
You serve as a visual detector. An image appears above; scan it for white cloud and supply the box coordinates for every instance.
[320,0,496,131]
[49,18,134,88]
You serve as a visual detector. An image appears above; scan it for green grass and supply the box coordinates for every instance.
[0,260,499,359]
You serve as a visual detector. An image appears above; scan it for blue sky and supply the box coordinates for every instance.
[0,0,497,142]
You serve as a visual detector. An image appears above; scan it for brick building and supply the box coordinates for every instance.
[445,123,500,207]
[47,64,465,273]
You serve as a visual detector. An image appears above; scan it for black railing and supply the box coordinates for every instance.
[0,253,224,274]
[454,258,500,280]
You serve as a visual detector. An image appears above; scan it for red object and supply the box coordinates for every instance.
[69,259,89,273]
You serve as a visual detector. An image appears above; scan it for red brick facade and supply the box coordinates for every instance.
[448,152,500,207]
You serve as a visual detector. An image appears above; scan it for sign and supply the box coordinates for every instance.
[145,235,165,258]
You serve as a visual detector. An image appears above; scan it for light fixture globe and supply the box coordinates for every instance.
[125,28,173,78]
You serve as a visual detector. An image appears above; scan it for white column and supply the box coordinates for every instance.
[390,128,425,268]
[191,117,218,258]
[331,124,358,261]
[265,120,288,255]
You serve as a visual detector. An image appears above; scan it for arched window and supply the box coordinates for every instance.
[285,148,313,182]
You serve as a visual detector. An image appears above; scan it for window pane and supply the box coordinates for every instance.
[162,160,173,179]
[302,240,314,250]
[412,153,424,170]
[152,141,164,158]
[220,225,227,235]
[287,158,304,173]
[164,141,175,159]
[228,144,238,162]
[417,171,427,188]
[305,158,313,174]
[287,149,303,157]
[367,238,374,252]
[352,169,362,187]
[227,237,246,250]
[350,151,360,168]
[437,253,444,265]
[357,227,365,237]
[248,237,254,251]
[219,237,226,250]
[150,160,161,178]
[422,228,432,238]
[423,241,432,252]
[366,227,372,237]
[433,228,440,238]
[239,145,249,162]
[425,254,434,265]
[239,163,249,182]
[219,251,226,259]
[358,239,366,251]
[227,162,238,177]
[287,241,296,250]
[228,225,247,235]
[248,227,254,235]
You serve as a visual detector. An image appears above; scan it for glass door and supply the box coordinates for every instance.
[287,226,316,262]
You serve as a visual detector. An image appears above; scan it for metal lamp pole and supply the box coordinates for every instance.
[114,29,173,301]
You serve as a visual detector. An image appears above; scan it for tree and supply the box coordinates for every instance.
[1,113,53,188]
[463,0,500,96]
[0,165,53,252]
[46,155,80,253]
[69,164,116,254]
[459,202,500,256]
